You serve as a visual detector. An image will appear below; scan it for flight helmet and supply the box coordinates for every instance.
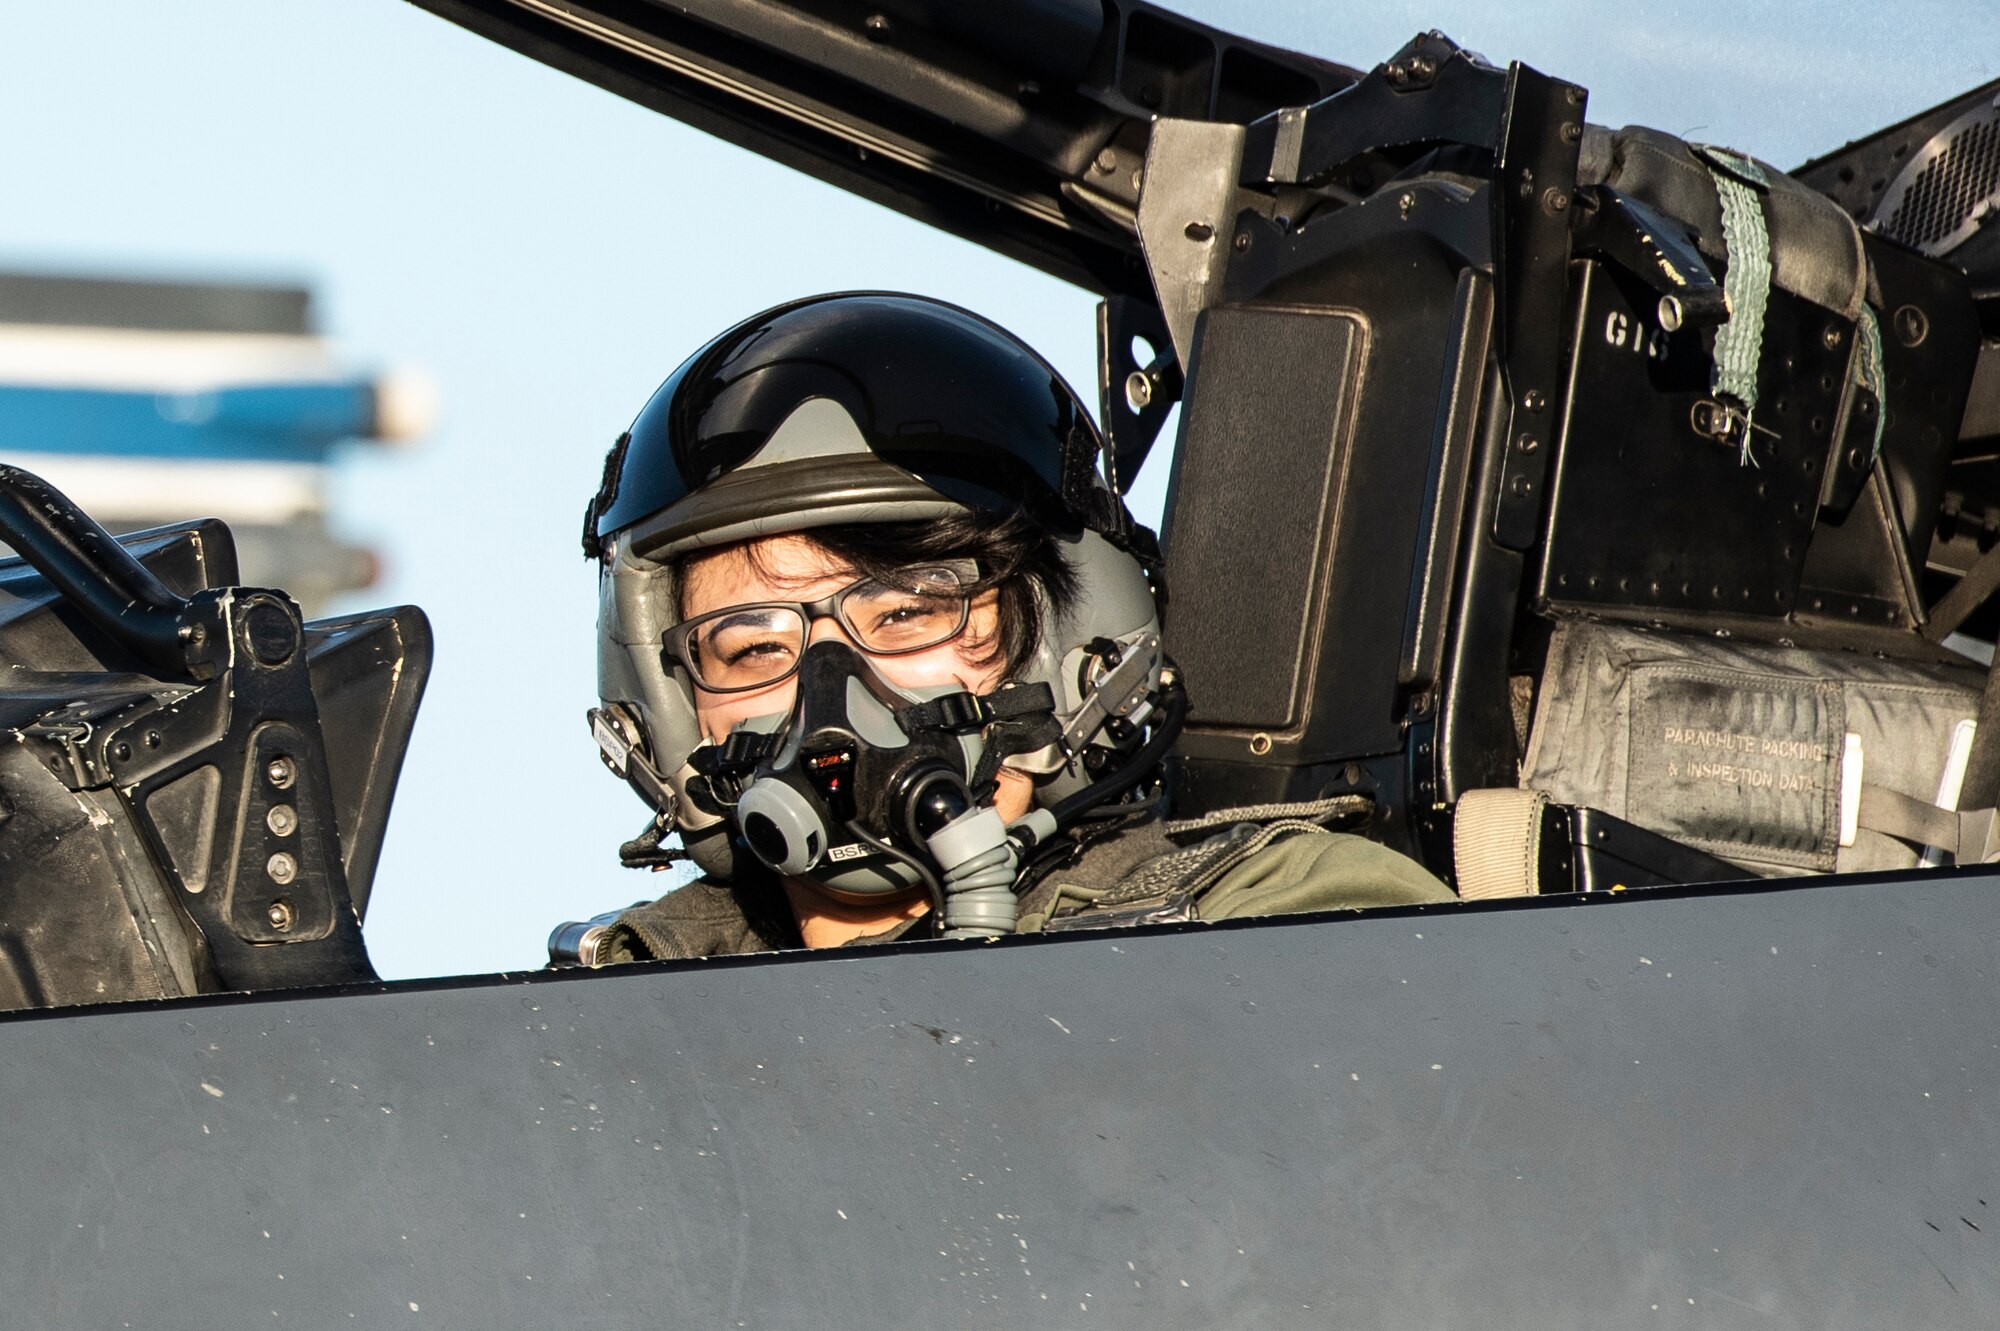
[584,292,1172,880]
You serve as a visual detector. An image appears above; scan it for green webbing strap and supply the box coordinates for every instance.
[1853,301,1888,468]
[1700,147,1773,466]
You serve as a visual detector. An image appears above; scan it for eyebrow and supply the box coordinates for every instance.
[702,606,793,633]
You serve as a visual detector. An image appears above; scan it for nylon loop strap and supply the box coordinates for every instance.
[1699,147,1773,466]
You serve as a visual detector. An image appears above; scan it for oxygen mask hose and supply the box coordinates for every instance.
[908,775,1020,938]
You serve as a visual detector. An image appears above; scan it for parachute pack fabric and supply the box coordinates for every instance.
[1524,622,1984,875]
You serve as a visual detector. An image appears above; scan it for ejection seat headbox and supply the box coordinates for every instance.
[1510,127,1985,878]
[1541,125,1976,636]
[581,293,1169,878]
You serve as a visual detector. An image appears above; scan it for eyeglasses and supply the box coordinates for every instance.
[664,562,979,693]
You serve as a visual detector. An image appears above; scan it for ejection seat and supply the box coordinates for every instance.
[1115,37,1994,900]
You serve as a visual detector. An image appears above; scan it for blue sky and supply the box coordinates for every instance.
[0,1,1990,979]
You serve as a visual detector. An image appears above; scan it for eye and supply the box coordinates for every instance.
[718,634,794,665]
[850,592,960,649]
[694,609,804,684]
[874,596,949,626]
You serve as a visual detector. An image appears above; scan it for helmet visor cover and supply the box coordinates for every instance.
[592,294,1095,543]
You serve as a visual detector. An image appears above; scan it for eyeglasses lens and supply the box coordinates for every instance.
[683,566,974,691]
[690,608,807,690]
[841,572,969,653]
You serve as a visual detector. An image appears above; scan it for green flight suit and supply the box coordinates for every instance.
[596,812,1452,963]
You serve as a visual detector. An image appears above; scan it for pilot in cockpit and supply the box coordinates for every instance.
[556,292,1448,964]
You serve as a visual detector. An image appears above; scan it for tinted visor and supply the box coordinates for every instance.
[594,293,1094,541]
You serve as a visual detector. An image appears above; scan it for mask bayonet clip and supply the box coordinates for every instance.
[591,704,680,823]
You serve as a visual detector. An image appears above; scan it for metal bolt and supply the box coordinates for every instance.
[863,13,889,38]
[266,803,298,837]
[1560,122,1582,144]
[266,755,296,789]
[1233,232,1250,252]
[1542,188,1570,214]
[1822,325,1843,350]
[266,898,294,932]
[144,730,161,749]
[1565,85,1585,106]
[1093,148,1117,175]
[1523,389,1547,413]
[1343,762,1364,786]
[243,600,298,667]
[1892,304,1928,347]
[1398,191,1415,219]
[112,742,131,762]
[1386,64,1409,88]
[1124,370,1154,413]
[266,852,297,886]
[1510,475,1536,498]
[1516,433,1539,455]
[1248,733,1273,757]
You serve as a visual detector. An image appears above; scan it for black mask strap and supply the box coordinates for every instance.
[688,730,780,781]
[897,683,1063,800]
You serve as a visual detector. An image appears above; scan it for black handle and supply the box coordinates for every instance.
[0,465,192,676]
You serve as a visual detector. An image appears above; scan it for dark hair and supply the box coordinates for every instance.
[677,511,1078,676]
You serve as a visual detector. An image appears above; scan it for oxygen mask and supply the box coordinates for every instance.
[688,638,1028,937]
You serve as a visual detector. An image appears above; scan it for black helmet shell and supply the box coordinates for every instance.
[588,293,1102,549]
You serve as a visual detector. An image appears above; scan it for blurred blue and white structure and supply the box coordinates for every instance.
[0,272,434,615]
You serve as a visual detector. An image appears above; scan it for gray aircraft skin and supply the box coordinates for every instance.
[3,1,2000,1325]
